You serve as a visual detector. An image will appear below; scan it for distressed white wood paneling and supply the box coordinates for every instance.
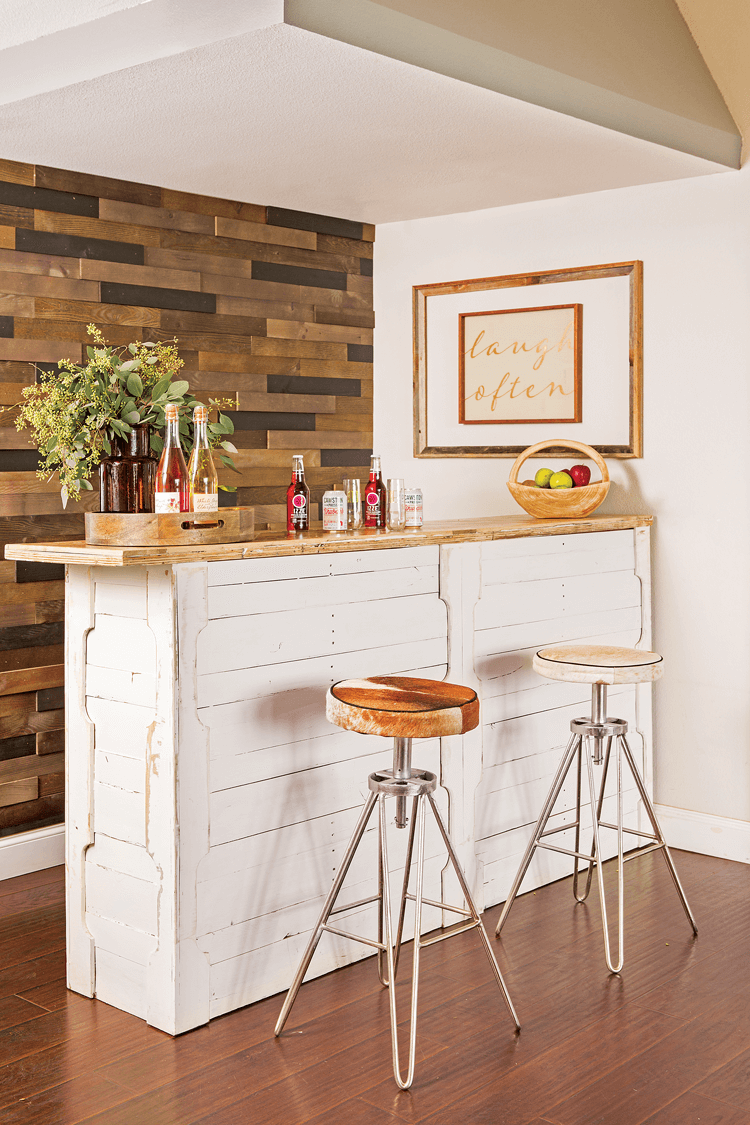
[473,531,649,909]
[64,530,652,1033]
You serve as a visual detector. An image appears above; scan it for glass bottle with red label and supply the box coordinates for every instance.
[287,454,310,531]
[155,403,189,512]
[364,454,386,528]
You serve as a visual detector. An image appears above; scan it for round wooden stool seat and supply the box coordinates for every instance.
[533,644,664,685]
[326,675,479,739]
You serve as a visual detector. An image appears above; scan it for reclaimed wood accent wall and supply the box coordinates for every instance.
[0,156,374,843]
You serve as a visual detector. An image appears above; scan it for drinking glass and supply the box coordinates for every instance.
[343,478,363,529]
[387,478,406,531]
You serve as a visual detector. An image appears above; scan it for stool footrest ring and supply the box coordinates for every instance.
[404,892,473,917]
[421,919,481,947]
[322,923,385,951]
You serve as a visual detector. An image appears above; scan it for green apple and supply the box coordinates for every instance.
[534,467,554,488]
[549,471,573,489]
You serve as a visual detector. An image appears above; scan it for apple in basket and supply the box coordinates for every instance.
[569,464,591,487]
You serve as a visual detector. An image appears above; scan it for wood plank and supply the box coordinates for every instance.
[0,247,82,280]
[0,644,65,673]
[160,188,265,223]
[37,729,65,756]
[35,601,65,624]
[315,414,373,432]
[0,295,34,321]
[158,308,264,336]
[99,198,213,235]
[315,305,375,329]
[0,606,35,627]
[0,271,99,300]
[186,372,263,395]
[266,320,373,345]
[251,337,348,361]
[317,233,374,258]
[215,216,316,250]
[31,297,160,328]
[300,358,372,378]
[0,338,82,363]
[0,204,34,231]
[159,229,357,275]
[13,319,138,347]
[0,665,64,696]
[0,159,34,186]
[0,580,63,607]
[0,706,64,740]
[215,294,315,322]
[0,752,64,782]
[267,430,372,449]
[0,777,38,807]
[79,258,200,291]
[33,211,160,247]
[35,166,161,207]
[236,391,335,413]
[198,351,299,375]
[0,383,29,405]
[0,229,13,251]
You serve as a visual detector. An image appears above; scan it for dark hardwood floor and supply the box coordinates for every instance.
[0,850,749,1124]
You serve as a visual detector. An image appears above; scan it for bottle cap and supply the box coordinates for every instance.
[193,404,208,422]
[165,403,179,419]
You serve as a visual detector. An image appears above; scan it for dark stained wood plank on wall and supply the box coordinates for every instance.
[0,159,374,843]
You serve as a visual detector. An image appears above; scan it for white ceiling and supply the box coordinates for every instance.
[0,0,735,224]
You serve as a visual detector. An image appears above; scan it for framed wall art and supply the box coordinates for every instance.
[413,260,642,458]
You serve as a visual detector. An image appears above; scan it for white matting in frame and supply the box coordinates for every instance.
[413,262,642,458]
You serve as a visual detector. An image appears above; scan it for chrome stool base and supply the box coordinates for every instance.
[495,685,697,973]
[275,737,519,1090]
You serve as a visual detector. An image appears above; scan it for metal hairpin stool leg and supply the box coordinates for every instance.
[275,676,520,1090]
[495,646,697,974]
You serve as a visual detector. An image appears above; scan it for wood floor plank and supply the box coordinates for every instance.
[0,950,65,1001]
[0,851,745,1124]
[639,1091,750,1124]
[365,1005,684,1125]
[0,995,47,1034]
[18,980,91,1014]
[0,1074,133,1125]
[694,1045,750,1112]
[544,1010,750,1125]
[0,868,62,899]
[0,1003,164,1108]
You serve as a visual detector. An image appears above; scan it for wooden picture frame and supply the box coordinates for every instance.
[459,303,582,425]
[413,260,643,458]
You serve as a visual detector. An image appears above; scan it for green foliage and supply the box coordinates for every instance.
[7,325,238,505]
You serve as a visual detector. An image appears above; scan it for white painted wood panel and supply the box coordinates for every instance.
[197,644,447,709]
[63,528,652,1034]
[198,593,447,674]
[206,546,438,586]
[477,570,641,630]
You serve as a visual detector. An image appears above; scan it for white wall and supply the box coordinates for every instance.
[373,164,750,835]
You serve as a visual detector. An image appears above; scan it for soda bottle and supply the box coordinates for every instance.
[287,454,310,531]
[364,455,386,529]
[155,403,189,512]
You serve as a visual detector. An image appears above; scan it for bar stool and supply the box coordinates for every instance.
[275,675,519,1089]
[495,645,697,973]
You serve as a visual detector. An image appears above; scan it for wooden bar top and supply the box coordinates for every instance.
[4,514,652,568]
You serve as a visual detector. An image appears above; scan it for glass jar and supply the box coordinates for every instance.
[99,424,157,513]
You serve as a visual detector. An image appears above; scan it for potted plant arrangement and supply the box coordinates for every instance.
[11,325,238,511]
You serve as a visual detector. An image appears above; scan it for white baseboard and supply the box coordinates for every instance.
[654,803,750,865]
[0,823,65,880]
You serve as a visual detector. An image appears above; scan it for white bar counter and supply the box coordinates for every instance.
[7,514,654,1033]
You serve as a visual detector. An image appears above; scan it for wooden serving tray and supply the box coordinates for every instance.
[85,507,255,546]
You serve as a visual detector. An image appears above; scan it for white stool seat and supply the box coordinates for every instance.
[534,644,664,685]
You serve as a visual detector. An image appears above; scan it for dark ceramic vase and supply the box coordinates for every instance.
[99,424,157,513]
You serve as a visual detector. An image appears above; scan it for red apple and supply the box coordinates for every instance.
[569,464,591,487]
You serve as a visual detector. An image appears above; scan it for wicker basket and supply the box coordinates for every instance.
[507,439,609,519]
